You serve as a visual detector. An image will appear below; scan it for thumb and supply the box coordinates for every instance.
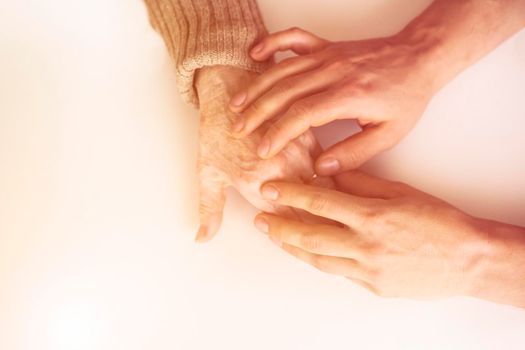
[195,167,227,243]
[315,124,397,175]
[250,27,329,61]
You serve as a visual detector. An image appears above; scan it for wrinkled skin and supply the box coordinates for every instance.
[194,65,331,242]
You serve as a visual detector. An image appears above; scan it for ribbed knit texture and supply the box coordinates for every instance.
[144,0,271,107]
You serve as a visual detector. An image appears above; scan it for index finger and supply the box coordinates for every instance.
[260,181,380,228]
[257,91,344,159]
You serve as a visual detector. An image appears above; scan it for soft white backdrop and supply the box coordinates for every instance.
[1,1,524,349]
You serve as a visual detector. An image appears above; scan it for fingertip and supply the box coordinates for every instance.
[195,213,222,243]
[253,215,269,233]
[251,47,277,62]
[250,43,265,59]
[251,42,264,54]
[315,155,342,176]
[260,183,280,201]
[256,136,271,158]
[231,118,245,134]
[229,92,247,109]
[194,225,211,243]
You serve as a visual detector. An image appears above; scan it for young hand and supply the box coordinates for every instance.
[230,27,436,175]
[254,171,525,307]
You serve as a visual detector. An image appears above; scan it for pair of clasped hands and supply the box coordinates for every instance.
[193,24,524,305]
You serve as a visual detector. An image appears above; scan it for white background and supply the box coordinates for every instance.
[1,1,524,349]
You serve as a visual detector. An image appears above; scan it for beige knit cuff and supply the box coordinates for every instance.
[145,0,271,107]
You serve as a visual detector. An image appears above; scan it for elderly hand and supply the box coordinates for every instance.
[194,65,331,243]
[253,171,525,307]
[229,27,436,175]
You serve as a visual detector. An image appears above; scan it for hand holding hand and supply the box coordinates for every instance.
[194,65,331,242]
[254,171,525,307]
[230,27,436,175]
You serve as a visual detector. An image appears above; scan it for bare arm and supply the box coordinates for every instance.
[230,0,525,174]
[255,172,525,309]
[399,0,525,94]
[468,218,525,308]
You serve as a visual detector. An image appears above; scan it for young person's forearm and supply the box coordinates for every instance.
[468,219,525,309]
[394,0,525,94]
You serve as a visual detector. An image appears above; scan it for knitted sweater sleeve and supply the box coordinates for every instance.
[144,0,271,107]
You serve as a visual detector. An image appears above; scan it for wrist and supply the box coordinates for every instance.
[195,65,256,105]
[194,65,259,143]
[389,22,452,96]
[464,218,525,308]
[392,0,525,96]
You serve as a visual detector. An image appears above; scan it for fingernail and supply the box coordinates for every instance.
[254,217,269,233]
[230,92,247,107]
[316,157,340,175]
[261,184,279,201]
[257,136,271,158]
[251,43,264,55]
[270,236,282,247]
[232,118,245,133]
[195,225,208,243]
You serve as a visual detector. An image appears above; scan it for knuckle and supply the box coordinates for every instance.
[288,102,311,123]
[198,196,220,216]
[307,193,330,212]
[288,26,305,36]
[324,59,345,71]
[344,147,367,169]
[361,207,388,228]
[272,80,295,95]
[365,241,388,258]
[299,234,322,252]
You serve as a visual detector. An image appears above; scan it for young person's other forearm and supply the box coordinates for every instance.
[468,219,525,309]
[393,0,525,94]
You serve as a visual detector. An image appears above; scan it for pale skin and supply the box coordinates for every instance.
[193,66,332,242]
[194,0,525,307]
[254,173,525,308]
[230,0,525,175]
[223,0,525,307]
